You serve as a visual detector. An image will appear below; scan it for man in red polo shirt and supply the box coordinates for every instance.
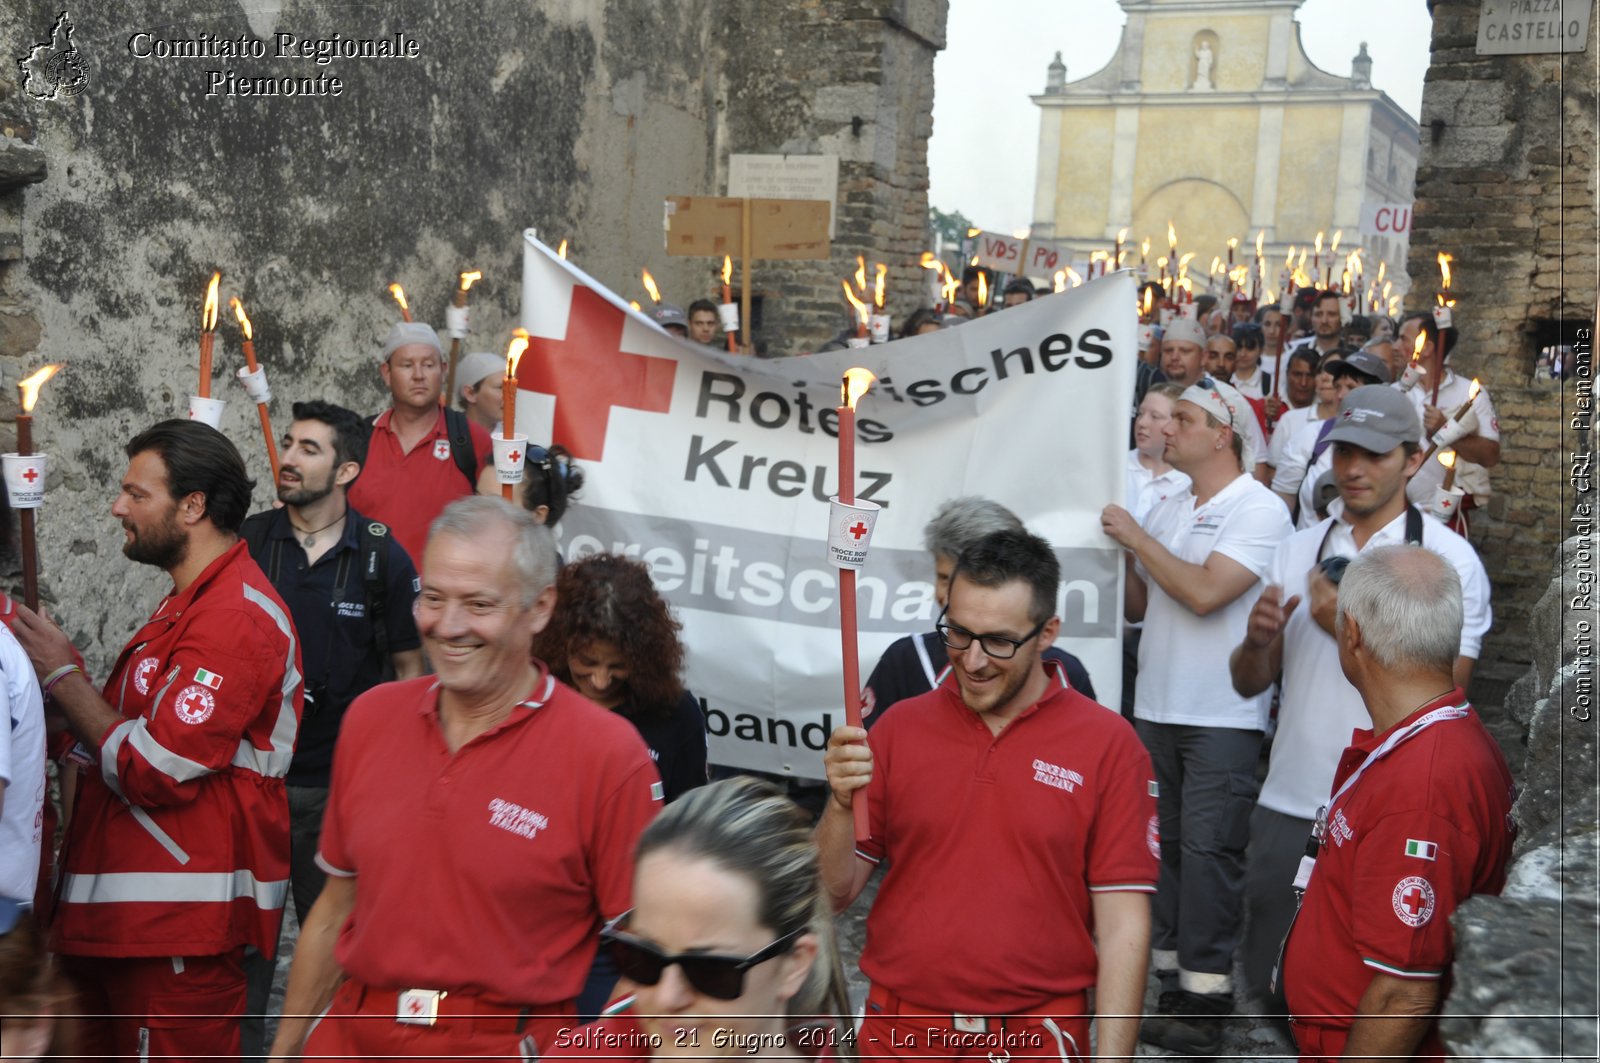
[1282,544,1514,1061]
[269,497,663,1061]
[9,420,301,1061]
[820,529,1156,1060]
[348,321,495,565]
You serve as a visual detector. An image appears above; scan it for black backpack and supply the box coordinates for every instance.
[364,407,478,490]
[240,512,394,662]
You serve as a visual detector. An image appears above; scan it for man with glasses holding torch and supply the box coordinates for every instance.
[1100,377,1293,1054]
[820,529,1158,1061]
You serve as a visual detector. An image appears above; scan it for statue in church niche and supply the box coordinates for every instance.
[1194,39,1214,91]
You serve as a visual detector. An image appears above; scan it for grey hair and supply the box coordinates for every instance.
[428,496,557,606]
[637,777,853,1030]
[922,496,1024,559]
[1336,544,1462,673]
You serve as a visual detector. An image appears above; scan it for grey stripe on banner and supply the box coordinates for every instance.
[61,869,287,907]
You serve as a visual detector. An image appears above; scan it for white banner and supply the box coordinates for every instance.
[1359,201,1413,238]
[518,231,1134,776]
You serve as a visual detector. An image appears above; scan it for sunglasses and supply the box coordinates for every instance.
[600,911,803,1000]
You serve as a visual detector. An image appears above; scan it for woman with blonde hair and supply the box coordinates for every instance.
[551,777,854,1061]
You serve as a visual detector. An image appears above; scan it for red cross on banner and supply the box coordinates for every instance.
[520,286,676,462]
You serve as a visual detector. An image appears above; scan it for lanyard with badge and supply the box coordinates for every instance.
[1270,700,1469,994]
[1314,504,1423,584]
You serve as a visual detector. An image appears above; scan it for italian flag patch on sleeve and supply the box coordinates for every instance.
[1404,839,1437,860]
[193,668,224,690]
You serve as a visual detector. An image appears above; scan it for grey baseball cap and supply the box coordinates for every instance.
[1329,348,1392,385]
[454,351,504,393]
[1324,385,1422,453]
[651,304,688,329]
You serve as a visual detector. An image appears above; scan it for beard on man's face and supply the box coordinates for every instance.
[122,508,187,570]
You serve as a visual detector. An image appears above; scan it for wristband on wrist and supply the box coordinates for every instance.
[42,663,82,699]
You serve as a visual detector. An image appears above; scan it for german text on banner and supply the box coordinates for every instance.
[518,231,1134,775]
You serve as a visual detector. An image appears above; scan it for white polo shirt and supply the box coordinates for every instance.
[1135,472,1294,730]
[1255,507,1493,820]
[1405,367,1500,502]
[0,624,45,901]
[1231,365,1267,400]
[1126,448,1191,525]
[1266,403,1320,471]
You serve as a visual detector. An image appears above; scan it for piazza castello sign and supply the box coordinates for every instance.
[1477,0,1593,54]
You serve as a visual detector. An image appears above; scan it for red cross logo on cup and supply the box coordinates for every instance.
[407,998,423,1015]
[848,521,870,541]
[21,467,38,484]
[507,450,521,465]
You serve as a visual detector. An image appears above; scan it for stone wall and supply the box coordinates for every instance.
[0,1,945,674]
[1407,0,1597,683]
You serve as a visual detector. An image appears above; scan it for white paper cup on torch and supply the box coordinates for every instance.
[445,303,470,339]
[236,366,272,404]
[1432,304,1453,330]
[869,313,892,344]
[1138,323,1155,352]
[187,395,225,429]
[717,303,740,333]
[827,497,881,571]
[2,453,47,510]
[846,336,870,349]
[491,434,529,485]
[1398,362,1427,393]
[1429,485,1465,521]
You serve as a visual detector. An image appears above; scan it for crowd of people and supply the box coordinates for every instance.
[0,271,1516,1063]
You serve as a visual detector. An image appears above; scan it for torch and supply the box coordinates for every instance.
[831,368,879,843]
[854,256,868,296]
[12,365,61,612]
[494,330,531,503]
[1422,378,1483,463]
[841,281,870,344]
[389,283,412,322]
[1115,228,1128,272]
[641,269,662,306]
[1167,220,1178,262]
[870,264,891,343]
[557,239,569,259]
[720,255,739,352]
[1227,237,1237,269]
[443,269,483,407]
[229,298,281,484]
[1398,329,1429,393]
[198,272,221,398]
[1313,231,1324,286]
[975,272,988,315]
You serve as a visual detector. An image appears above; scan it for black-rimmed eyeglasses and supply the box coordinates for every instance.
[600,911,804,1000]
[935,608,1048,660]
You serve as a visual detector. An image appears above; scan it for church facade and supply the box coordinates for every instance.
[1030,0,1420,300]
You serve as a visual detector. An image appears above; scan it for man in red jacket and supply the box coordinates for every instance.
[11,419,302,1061]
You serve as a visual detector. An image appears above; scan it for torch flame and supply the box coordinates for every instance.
[1141,238,1151,258]
[918,251,938,270]
[1439,451,1456,470]
[557,240,568,259]
[505,328,529,380]
[1142,288,1154,316]
[1314,231,1325,254]
[459,270,482,292]
[1065,267,1082,287]
[966,227,981,238]
[629,299,641,311]
[18,364,61,414]
[1437,252,1453,290]
[389,283,409,317]
[976,272,988,308]
[230,297,253,341]
[873,263,887,309]
[1412,330,1427,362]
[722,255,733,286]
[1053,270,1067,293]
[1167,221,1177,249]
[1377,262,1387,284]
[1255,230,1265,257]
[841,281,870,327]
[1211,257,1223,275]
[1330,230,1343,253]
[1285,246,1296,268]
[1467,378,1481,401]
[1296,249,1307,272]
[1228,237,1239,251]
[202,272,222,331]
[1117,227,1129,243]
[1178,252,1196,273]
[842,368,876,411]
[641,269,662,304]
[854,256,867,292]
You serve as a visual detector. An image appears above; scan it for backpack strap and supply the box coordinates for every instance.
[443,407,478,489]
[1308,416,1339,465]
[239,512,285,583]
[358,519,391,664]
[1404,504,1424,546]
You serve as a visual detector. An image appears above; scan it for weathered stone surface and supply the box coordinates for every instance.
[1441,823,1599,1061]
[0,1,946,672]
